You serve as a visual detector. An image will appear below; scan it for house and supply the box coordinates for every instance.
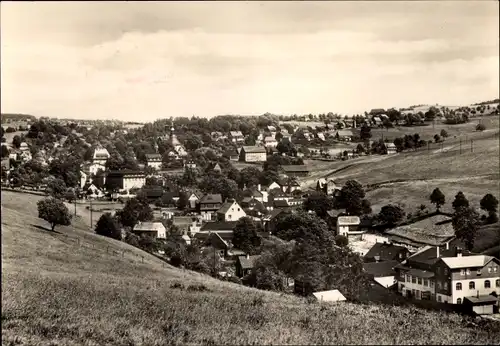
[386,143,397,155]
[196,221,239,242]
[394,244,500,304]
[19,142,30,152]
[132,221,167,239]
[82,182,105,199]
[316,178,340,195]
[198,194,223,221]
[229,131,245,143]
[223,149,239,161]
[369,108,386,116]
[204,232,230,259]
[216,199,246,222]
[172,216,201,234]
[263,136,278,148]
[1,158,10,173]
[364,242,410,263]
[187,193,199,210]
[280,165,310,178]
[336,216,364,241]
[317,132,326,141]
[312,290,347,303]
[239,146,267,162]
[92,147,110,165]
[105,170,146,192]
[463,295,499,315]
[335,129,354,141]
[184,160,197,169]
[263,208,285,233]
[88,162,106,176]
[363,260,399,289]
[236,254,261,277]
[146,153,163,170]
[240,197,265,213]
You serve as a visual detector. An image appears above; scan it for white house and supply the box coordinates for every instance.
[386,143,397,155]
[89,162,106,176]
[240,146,267,162]
[187,193,200,210]
[216,199,247,222]
[146,153,163,170]
[263,136,278,148]
[132,222,167,239]
[337,216,363,240]
[93,147,110,165]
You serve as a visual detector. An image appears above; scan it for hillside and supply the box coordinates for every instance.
[2,190,499,345]
[1,113,37,123]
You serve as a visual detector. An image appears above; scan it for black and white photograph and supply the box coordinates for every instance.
[1,1,499,345]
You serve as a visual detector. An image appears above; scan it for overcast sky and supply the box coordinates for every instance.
[1,1,498,121]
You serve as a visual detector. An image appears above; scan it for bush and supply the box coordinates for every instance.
[476,123,486,131]
[5,127,16,133]
[170,282,185,290]
[186,284,209,292]
[227,276,242,285]
[335,235,349,247]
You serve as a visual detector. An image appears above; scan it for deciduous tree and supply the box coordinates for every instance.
[430,188,445,212]
[37,197,72,232]
[95,213,122,240]
[452,207,480,251]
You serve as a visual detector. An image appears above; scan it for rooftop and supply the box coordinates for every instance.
[364,242,408,262]
[441,255,496,269]
[200,194,223,204]
[281,165,310,173]
[133,222,165,232]
[238,255,261,269]
[312,290,346,302]
[200,221,238,232]
[338,216,361,225]
[363,260,399,278]
[242,146,267,154]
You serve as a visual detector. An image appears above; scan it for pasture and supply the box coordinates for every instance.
[3,190,499,345]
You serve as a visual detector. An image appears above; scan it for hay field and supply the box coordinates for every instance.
[3,190,499,345]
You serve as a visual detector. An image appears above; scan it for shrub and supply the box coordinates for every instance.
[186,284,209,292]
[170,282,185,290]
[335,235,349,247]
[476,123,486,131]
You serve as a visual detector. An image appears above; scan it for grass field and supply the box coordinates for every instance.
[2,130,28,146]
[3,190,500,345]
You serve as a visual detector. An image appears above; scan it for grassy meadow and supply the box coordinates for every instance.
[2,190,500,345]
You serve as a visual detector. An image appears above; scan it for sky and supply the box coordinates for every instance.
[1,1,498,121]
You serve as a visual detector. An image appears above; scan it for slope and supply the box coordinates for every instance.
[2,190,499,345]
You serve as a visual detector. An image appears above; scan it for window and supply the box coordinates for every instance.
[437,282,442,289]
[477,269,482,275]
[485,280,491,289]
[438,295,442,302]
[406,275,411,282]
[456,282,462,291]
[430,280,435,288]
[437,267,440,275]
[496,279,500,288]
[488,267,492,273]
[466,269,471,275]
[444,282,448,290]
[494,267,498,273]
[424,279,428,287]
[444,268,448,275]
[460,269,466,276]
[412,276,416,284]
[457,298,462,304]
[399,253,403,259]
[417,278,422,285]
[469,281,475,290]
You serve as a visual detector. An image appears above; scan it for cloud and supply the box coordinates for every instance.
[1,2,498,121]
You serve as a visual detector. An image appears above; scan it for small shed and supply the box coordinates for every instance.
[312,289,347,303]
[463,295,499,315]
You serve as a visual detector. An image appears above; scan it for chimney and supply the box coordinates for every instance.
[456,248,462,257]
[258,184,261,192]
[246,254,250,259]
[436,246,440,258]
[446,241,449,250]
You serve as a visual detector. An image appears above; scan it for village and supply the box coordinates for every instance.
[2,103,499,317]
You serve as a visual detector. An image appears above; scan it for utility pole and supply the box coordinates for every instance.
[90,197,93,230]
[471,139,473,153]
[460,138,462,155]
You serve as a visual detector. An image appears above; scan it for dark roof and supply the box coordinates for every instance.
[242,146,266,154]
[107,170,145,176]
[200,194,223,204]
[364,243,409,262]
[326,209,346,218]
[217,200,237,214]
[464,295,499,304]
[146,153,162,160]
[407,246,472,266]
[142,187,164,199]
[238,255,261,269]
[201,221,238,232]
[268,208,284,220]
[247,188,263,197]
[280,165,310,173]
[224,149,239,157]
[363,260,399,277]
[274,200,290,208]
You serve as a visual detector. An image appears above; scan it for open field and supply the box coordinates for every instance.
[279,120,325,128]
[2,130,28,145]
[369,116,499,142]
[3,190,499,345]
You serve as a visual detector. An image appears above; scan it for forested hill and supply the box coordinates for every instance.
[1,113,37,122]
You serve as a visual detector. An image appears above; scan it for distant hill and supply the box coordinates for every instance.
[472,99,500,106]
[1,113,37,123]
